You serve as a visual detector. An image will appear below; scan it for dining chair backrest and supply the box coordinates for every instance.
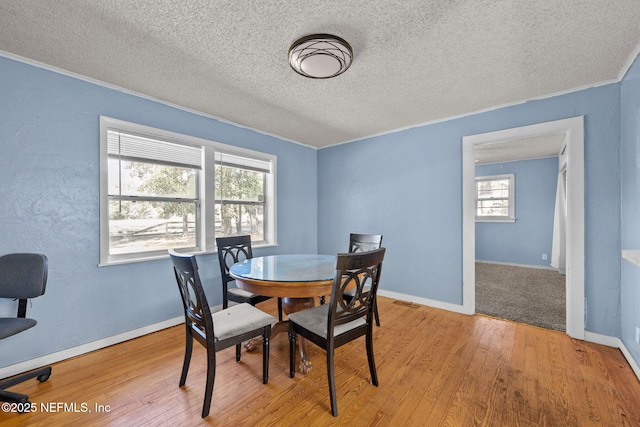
[169,249,214,345]
[345,234,383,326]
[349,233,383,254]
[329,247,386,329]
[216,235,253,287]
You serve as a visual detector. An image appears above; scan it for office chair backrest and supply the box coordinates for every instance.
[349,234,383,254]
[0,253,48,300]
[169,250,214,343]
[329,248,386,327]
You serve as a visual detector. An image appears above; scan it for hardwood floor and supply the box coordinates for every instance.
[1,297,639,426]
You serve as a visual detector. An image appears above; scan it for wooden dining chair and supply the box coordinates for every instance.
[169,249,275,418]
[344,233,383,326]
[216,235,283,321]
[288,247,386,417]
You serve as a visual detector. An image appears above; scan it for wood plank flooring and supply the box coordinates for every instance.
[1,297,639,426]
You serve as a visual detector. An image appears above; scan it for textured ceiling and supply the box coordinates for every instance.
[1,1,640,149]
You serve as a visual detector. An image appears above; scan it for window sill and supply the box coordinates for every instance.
[622,250,640,267]
[475,218,516,223]
[98,243,279,267]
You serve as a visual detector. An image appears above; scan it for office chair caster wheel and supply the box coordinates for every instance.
[36,366,52,382]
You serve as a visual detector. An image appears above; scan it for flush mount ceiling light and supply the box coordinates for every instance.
[288,34,353,79]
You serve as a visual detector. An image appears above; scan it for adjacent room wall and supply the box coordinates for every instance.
[318,81,621,337]
[620,53,640,364]
[0,55,319,368]
[475,157,559,268]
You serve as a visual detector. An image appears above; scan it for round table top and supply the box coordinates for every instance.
[229,254,336,298]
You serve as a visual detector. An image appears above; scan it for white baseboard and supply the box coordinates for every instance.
[584,330,620,348]
[619,341,640,380]
[378,289,471,315]
[476,260,558,271]
[585,331,640,380]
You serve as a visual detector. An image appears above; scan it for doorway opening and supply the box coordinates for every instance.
[462,117,585,339]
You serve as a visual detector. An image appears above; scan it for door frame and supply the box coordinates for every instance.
[462,116,585,339]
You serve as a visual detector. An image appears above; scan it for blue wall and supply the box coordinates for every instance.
[2,49,637,369]
[0,56,318,368]
[621,54,640,364]
[318,82,621,337]
[475,157,559,267]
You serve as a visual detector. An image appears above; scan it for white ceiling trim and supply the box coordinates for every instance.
[3,35,639,153]
[318,75,623,150]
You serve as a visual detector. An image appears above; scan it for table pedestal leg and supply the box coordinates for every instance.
[242,296,316,374]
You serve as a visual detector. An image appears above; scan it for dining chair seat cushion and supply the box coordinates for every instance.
[287,305,366,339]
[212,303,275,342]
[0,317,36,340]
[228,287,258,299]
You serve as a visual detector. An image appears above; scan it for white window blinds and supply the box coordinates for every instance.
[107,130,202,169]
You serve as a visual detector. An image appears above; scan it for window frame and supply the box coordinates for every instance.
[99,116,277,266]
[475,174,515,222]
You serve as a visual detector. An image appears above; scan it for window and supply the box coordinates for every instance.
[215,152,270,241]
[475,174,515,222]
[100,117,276,265]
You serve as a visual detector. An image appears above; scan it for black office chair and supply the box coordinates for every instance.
[344,234,383,326]
[0,253,52,406]
[216,235,283,321]
[169,249,275,418]
[288,248,386,417]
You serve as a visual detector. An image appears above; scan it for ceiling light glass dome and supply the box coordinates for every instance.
[289,34,353,79]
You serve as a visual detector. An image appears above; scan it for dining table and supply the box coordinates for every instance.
[229,254,336,374]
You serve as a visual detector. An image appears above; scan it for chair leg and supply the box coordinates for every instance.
[0,389,29,404]
[277,298,283,321]
[180,330,193,386]
[235,344,242,362]
[0,366,52,404]
[288,330,297,378]
[373,296,381,327]
[262,332,270,384]
[0,366,51,390]
[202,347,216,418]
[327,348,338,417]
[320,296,325,305]
[366,327,379,387]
